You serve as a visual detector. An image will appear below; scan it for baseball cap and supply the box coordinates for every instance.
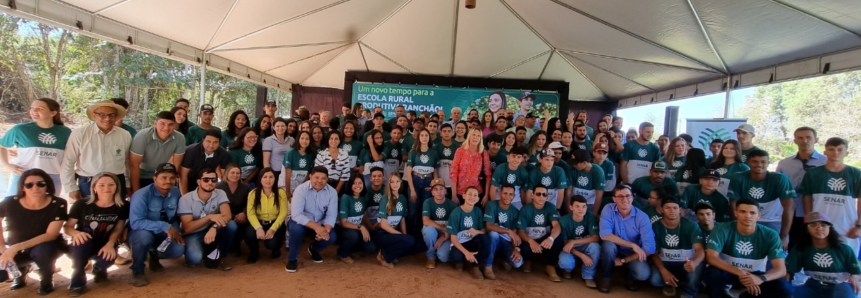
[200,104,214,112]
[265,100,277,106]
[538,149,556,158]
[548,142,565,150]
[525,113,537,119]
[520,92,535,100]
[701,169,721,180]
[733,124,755,134]
[430,178,446,189]
[373,112,385,119]
[155,163,177,176]
[593,143,609,153]
[804,212,832,225]
[651,161,668,172]
[571,149,591,164]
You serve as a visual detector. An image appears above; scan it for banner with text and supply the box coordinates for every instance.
[352,83,560,120]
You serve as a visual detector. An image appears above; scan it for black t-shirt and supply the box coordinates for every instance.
[69,200,129,241]
[0,196,68,244]
[216,181,251,215]
[182,143,230,181]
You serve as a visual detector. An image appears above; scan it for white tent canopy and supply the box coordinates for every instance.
[3,0,861,107]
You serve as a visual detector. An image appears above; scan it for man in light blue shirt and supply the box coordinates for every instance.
[598,184,656,293]
[776,127,826,251]
[286,166,339,273]
[128,163,186,287]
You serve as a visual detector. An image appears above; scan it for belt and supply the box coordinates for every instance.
[260,220,276,225]
[814,279,837,286]
[412,172,432,179]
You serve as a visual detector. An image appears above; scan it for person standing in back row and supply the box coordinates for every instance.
[734,124,762,163]
[620,122,661,185]
[130,111,186,194]
[776,127,826,251]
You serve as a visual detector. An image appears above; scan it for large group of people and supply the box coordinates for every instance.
[0,95,859,298]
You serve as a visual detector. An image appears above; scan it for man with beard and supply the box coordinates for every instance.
[177,169,235,271]
[620,122,661,185]
[180,129,229,194]
[572,124,593,153]
[631,161,678,206]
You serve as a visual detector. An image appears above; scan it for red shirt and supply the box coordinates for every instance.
[449,147,491,195]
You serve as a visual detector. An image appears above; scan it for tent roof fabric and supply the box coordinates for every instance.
[9,0,861,103]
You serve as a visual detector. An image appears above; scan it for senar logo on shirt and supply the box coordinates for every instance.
[748,187,765,200]
[665,234,679,247]
[535,214,545,225]
[390,149,399,157]
[735,241,754,256]
[498,212,508,223]
[717,168,728,175]
[672,160,684,168]
[354,202,363,212]
[813,253,833,268]
[541,176,552,186]
[244,154,255,164]
[828,178,847,192]
[373,193,382,203]
[682,170,691,179]
[396,201,404,213]
[420,154,429,164]
[464,216,474,228]
[298,158,307,168]
[637,148,648,158]
[575,225,584,236]
[343,144,353,152]
[577,176,589,187]
[38,132,57,145]
[435,207,446,218]
[507,174,516,184]
[443,148,452,157]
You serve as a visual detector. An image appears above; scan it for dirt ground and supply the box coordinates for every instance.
[1,241,670,298]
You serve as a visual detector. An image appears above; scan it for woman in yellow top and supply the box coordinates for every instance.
[243,168,289,264]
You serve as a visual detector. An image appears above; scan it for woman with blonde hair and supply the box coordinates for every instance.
[374,173,414,268]
[64,172,127,296]
[663,137,688,176]
[450,128,492,205]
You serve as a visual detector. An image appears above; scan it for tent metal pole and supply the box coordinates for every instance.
[200,53,207,104]
[723,75,731,118]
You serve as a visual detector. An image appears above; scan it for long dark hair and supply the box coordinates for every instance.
[294,131,314,153]
[228,127,261,155]
[285,118,299,139]
[680,148,707,181]
[251,168,280,212]
[34,98,64,126]
[795,223,843,251]
[341,172,366,197]
[16,168,57,199]
[364,129,384,158]
[711,139,742,169]
[546,117,564,138]
[226,110,249,138]
[170,107,190,135]
[253,115,273,138]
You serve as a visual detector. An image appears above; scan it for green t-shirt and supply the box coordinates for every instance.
[631,175,678,201]
[675,166,705,195]
[446,206,485,243]
[357,146,387,175]
[490,163,529,203]
[185,125,221,146]
[740,145,762,163]
[362,130,391,148]
[787,243,861,284]
[573,139,594,152]
[489,150,508,169]
[227,148,262,180]
[0,122,71,175]
[220,130,237,148]
[668,156,686,176]
[569,164,606,205]
[516,203,559,240]
[598,158,617,192]
[340,139,363,168]
[422,198,458,226]
[559,212,598,241]
[365,185,386,224]
[434,140,460,187]
[800,166,861,247]
[378,194,407,226]
[400,133,417,154]
[640,205,663,224]
[653,217,703,262]
[727,171,795,223]
[338,194,368,225]
[527,166,569,205]
[707,221,786,273]
[483,200,520,231]
[620,141,662,183]
[282,149,315,189]
[406,147,440,175]
[382,141,403,178]
[121,123,138,138]
[714,162,751,196]
[682,184,731,222]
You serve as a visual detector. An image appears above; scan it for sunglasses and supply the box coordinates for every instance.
[534,192,548,197]
[24,181,48,189]
[200,177,218,183]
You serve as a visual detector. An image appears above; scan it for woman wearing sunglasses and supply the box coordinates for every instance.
[0,168,68,295]
[64,172,127,296]
[787,212,861,298]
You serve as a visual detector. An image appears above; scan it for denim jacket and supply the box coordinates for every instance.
[129,184,181,233]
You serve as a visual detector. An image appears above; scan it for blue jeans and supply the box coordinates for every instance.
[421,226,451,262]
[451,234,490,267]
[336,226,376,258]
[486,231,523,268]
[704,266,791,298]
[794,279,857,298]
[374,229,416,263]
[408,174,433,234]
[79,174,127,199]
[183,220,238,265]
[599,241,651,280]
[558,242,600,279]
[128,229,186,273]
[287,220,337,261]
[69,239,115,288]
[5,173,62,197]
[649,261,704,297]
[0,241,60,285]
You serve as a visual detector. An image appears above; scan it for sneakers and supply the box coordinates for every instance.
[546,265,561,282]
[483,267,496,280]
[68,287,85,297]
[598,278,611,293]
[625,278,640,291]
[425,259,436,269]
[285,260,298,273]
[663,286,677,297]
[584,279,597,288]
[131,272,149,287]
[308,247,323,263]
[37,282,54,296]
[92,267,108,283]
[340,256,355,264]
[470,267,484,280]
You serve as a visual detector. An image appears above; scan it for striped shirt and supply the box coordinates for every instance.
[314,148,351,182]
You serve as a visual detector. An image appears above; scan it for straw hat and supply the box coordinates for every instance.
[86,100,127,121]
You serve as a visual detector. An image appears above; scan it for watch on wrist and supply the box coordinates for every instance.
[621,258,627,264]
[760,274,768,282]
[855,224,861,229]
